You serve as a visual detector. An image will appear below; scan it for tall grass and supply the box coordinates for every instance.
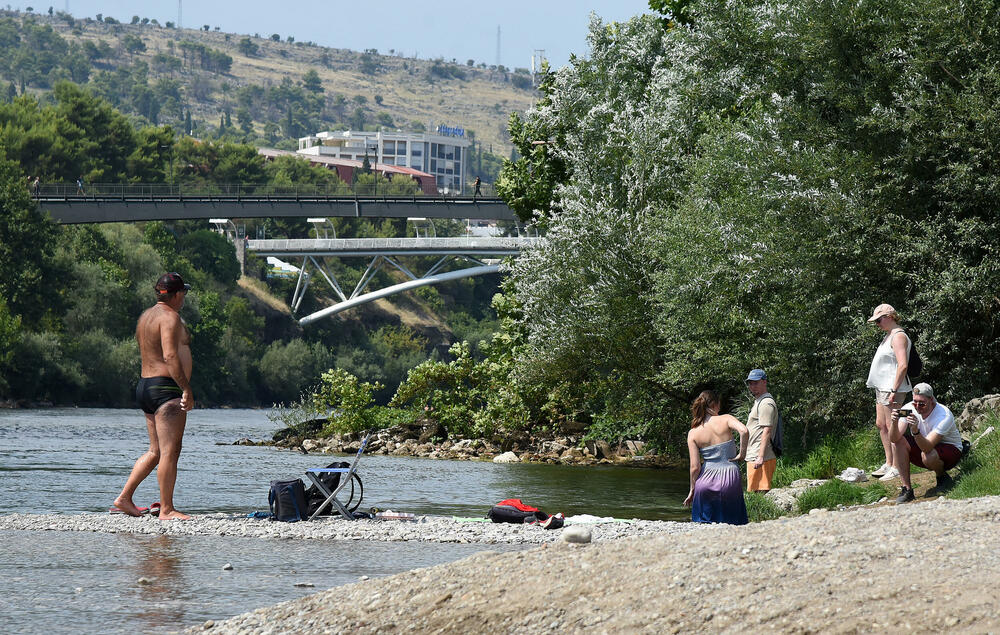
[745,491,785,522]
[795,480,889,514]
[771,430,884,487]
[948,412,1000,499]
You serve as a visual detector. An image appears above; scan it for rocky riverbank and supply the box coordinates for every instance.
[260,419,679,468]
[191,494,1000,633]
[257,394,999,469]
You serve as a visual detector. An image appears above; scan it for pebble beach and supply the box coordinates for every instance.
[0,512,697,545]
[6,496,1000,633]
[181,495,1000,634]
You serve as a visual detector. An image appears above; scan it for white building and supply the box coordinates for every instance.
[297,128,472,193]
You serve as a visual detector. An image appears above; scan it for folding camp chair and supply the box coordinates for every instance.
[305,432,371,520]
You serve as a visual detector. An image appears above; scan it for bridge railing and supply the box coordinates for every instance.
[36,181,499,199]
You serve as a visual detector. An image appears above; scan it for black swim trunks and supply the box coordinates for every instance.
[136,376,183,414]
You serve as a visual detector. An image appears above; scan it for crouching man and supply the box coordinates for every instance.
[889,382,963,503]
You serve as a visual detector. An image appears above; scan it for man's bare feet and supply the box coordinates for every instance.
[111,497,146,517]
[158,509,192,520]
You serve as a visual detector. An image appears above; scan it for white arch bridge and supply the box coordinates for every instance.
[247,234,541,325]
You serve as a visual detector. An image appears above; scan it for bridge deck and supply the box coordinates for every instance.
[249,236,540,257]
[37,194,514,223]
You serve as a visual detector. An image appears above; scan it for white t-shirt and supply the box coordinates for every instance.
[904,401,962,451]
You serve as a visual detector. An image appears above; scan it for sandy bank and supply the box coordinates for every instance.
[188,495,1000,633]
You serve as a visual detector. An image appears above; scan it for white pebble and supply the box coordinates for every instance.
[562,525,592,544]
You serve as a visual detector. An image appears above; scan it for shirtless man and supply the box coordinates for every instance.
[113,273,194,520]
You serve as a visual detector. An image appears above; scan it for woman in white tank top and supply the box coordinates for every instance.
[865,303,911,479]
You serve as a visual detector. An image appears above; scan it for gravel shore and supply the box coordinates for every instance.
[0,513,697,545]
[182,495,1000,634]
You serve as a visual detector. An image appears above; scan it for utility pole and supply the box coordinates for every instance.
[495,26,501,67]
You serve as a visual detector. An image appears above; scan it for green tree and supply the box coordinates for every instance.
[302,69,323,94]
[237,37,259,56]
[177,230,240,287]
[258,339,333,404]
[0,157,64,323]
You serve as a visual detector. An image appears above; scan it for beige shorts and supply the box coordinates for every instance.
[875,390,905,407]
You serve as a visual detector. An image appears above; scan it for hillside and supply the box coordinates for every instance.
[0,9,538,163]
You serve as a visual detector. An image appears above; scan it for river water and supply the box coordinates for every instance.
[0,408,688,633]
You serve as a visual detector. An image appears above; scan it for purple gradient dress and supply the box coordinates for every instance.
[691,439,748,525]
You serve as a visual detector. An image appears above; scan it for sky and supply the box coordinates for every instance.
[26,1,652,70]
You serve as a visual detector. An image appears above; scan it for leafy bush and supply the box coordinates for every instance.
[311,368,385,435]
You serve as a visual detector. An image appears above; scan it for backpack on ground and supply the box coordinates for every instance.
[268,478,308,522]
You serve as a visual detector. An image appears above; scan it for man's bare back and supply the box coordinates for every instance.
[137,303,193,385]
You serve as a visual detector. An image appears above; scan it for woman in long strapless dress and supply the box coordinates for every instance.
[683,390,749,525]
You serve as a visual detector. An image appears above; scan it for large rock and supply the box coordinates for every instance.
[584,440,615,459]
[956,394,1000,434]
[624,440,646,456]
[765,479,828,512]
[493,451,520,464]
[560,448,585,461]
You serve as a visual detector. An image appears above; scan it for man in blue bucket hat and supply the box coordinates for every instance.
[745,369,778,492]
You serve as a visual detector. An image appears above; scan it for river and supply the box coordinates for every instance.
[0,408,689,633]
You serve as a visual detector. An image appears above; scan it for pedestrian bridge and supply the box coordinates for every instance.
[35,183,515,223]
[247,235,541,325]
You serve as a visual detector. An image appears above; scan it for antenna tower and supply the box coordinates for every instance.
[178,0,182,29]
[495,25,501,66]
[532,49,546,85]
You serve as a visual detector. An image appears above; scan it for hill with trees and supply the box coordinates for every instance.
[0,7,537,183]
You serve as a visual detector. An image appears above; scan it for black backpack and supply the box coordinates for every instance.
[268,478,308,522]
[766,398,783,458]
[908,340,923,379]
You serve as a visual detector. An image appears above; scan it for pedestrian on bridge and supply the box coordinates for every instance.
[474,176,482,199]
[76,176,85,195]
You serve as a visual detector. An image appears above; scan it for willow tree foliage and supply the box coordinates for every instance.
[501,0,1000,448]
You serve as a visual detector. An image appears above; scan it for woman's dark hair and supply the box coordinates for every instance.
[690,390,720,429]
